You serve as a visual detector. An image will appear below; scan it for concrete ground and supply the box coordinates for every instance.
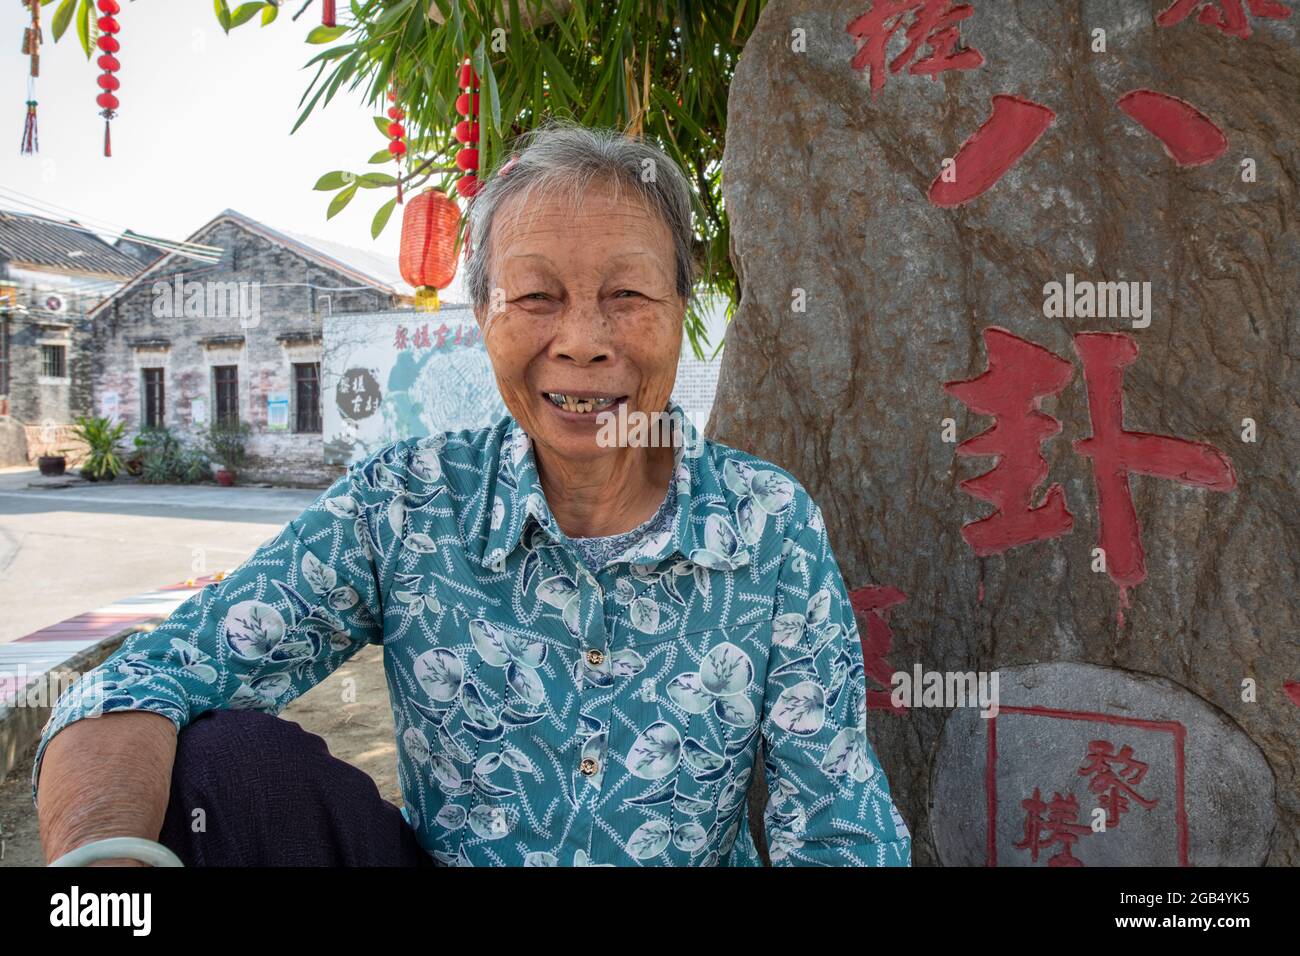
[0,467,320,644]
[0,468,397,866]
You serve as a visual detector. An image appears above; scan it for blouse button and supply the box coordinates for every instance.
[579,757,599,776]
[586,648,605,667]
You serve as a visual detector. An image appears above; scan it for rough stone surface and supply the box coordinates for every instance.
[713,0,1299,864]
[931,662,1275,866]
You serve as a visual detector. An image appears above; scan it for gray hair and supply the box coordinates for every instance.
[464,119,697,312]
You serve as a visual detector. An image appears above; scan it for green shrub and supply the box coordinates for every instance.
[135,426,210,484]
[72,415,127,481]
[201,420,251,473]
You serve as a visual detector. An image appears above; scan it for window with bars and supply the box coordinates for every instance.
[213,365,239,426]
[294,362,322,433]
[41,344,66,378]
[142,368,165,428]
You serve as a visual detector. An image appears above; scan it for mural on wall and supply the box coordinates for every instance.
[323,308,505,465]
[716,0,1297,866]
[322,299,729,464]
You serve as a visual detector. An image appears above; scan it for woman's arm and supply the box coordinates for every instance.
[760,498,912,866]
[38,711,176,864]
[32,442,418,859]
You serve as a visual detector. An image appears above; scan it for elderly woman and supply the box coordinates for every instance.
[35,122,910,868]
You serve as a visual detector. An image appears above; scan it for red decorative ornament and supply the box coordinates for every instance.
[20,0,40,155]
[399,190,461,312]
[386,89,406,203]
[95,0,121,157]
[453,58,480,201]
[322,0,336,28]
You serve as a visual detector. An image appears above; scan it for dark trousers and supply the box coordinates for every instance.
[158,709,432,867]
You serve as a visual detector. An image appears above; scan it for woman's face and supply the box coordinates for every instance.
[475,180,685,465]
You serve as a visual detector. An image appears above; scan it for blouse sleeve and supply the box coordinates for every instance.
[760,495,912,866]
[31,441,418,807]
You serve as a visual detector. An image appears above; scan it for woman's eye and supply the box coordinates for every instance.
[614,290,641,299]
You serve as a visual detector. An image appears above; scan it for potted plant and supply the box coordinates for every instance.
[70,415,126,482]
[38,450,68,476]
[202,420,250,486]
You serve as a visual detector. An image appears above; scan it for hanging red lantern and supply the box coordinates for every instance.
[399,190,460,311]
[387,89,406,203]
[322,1,336,28]
[453,57,480,200]
[95,0,121,157]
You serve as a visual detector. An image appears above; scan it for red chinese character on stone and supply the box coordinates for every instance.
[1078,740,1158,829]
[846,0,985,99]
[848,584,908,712]
[393,325,409,350]
[412,324,432,349]
[944,327,1075,555]
[927,95,1055,207]
[1156,0,1291,39]
[1115,89,1228,168]
[1015,788,1090,867]
[1073,333,1236,595]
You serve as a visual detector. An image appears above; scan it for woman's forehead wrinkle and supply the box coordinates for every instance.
[494,210,674,284]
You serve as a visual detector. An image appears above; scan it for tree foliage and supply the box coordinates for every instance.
[48,1,768,353]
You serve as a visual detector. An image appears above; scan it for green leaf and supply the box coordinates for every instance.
[76,0,92,59]
[314,170,355,191]
[369,148,396,164]
[481,43,502,134]
[326,183,359,220]
[214,0,232,34]
[307,24,348,44]
[373,115,393,136]
[371,197,399,239]
[261,1,279,26]
[229,3,264,28]
[537,43,582,105]
[51,0,77,42]
[357,172,397,188]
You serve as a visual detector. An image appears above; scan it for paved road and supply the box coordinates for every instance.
[0,469,404,867]
[0,468,322,644]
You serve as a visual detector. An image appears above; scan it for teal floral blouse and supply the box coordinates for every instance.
[35,404,911,867]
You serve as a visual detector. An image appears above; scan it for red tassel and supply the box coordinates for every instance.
[21,100,38,155]
[396,173,403,205]
[104,118,112,157]
[322,0,335,27]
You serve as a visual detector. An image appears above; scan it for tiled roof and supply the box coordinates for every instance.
[0,209,144,279]
[89,208,405,317]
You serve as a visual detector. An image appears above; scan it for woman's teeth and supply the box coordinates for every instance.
[546,393,618,414]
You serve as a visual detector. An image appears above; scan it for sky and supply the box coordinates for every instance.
[1,2,405,267]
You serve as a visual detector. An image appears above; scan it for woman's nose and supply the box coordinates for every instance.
[549,301,611,364]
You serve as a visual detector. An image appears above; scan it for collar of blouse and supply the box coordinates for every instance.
[473,402,737,574]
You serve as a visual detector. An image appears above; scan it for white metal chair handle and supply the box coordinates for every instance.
[48,836,184,867]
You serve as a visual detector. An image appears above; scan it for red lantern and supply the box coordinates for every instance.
[453,58,480,200]
[95,0,120,157]
[387,89,405,203]
[399,190,460,311]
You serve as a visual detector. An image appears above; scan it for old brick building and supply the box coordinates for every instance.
[91,209,400,484]
[0,210,148,462]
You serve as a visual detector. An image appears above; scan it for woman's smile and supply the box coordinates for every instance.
[541,390,628,418]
